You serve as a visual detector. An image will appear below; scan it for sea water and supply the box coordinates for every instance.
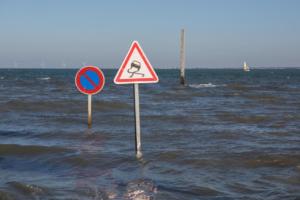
[0,68,299,199]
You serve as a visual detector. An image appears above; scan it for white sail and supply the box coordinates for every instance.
[243,61,250,72]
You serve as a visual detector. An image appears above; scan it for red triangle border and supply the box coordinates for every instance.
[114,41,159,84]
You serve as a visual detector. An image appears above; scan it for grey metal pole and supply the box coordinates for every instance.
[133,83,142,158]
[180,29,186,85]
[88,94,92,128]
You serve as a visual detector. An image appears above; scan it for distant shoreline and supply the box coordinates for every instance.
[0,65,300,70]
[0,67,299,70]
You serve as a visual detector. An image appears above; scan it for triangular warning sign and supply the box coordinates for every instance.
[114,41,159,84]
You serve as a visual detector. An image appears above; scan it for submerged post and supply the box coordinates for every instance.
[88,94,92,128]
[180,29,186,85]
[133,83,142,158]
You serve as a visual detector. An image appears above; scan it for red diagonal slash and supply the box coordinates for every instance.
[82,73,98,89]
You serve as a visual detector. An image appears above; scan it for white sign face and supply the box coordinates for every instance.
[114,41,159,84]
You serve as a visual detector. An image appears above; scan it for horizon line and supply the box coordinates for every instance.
[0,66,299,69]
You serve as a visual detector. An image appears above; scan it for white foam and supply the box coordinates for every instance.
[189,83,217,88]
[37,77,51,80]
[125,179,157,200]
[189,83,227,88]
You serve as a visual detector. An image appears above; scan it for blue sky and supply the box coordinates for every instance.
[0,0,299,68]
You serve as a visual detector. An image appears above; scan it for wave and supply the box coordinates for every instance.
[174,153,300,169]
[7,181,47,196]
[37,77,51,80]
[0,144,69,156]
[159,184,221,197]
[0,76,4,80]
[216,112,271,124]
[125,179,157,200]
[243,153,300,168]
[2,179,156,200]
[0,99,130,113]
[0,190,15,200]
[189,83,225,88]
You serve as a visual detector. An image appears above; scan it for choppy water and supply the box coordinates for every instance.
[0,68,300,200]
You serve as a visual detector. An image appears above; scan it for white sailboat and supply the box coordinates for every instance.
[243,61,250,72]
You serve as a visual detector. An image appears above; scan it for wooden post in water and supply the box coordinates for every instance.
[133,83,142,158]
[88,94,92,128]
[180,29,186,85]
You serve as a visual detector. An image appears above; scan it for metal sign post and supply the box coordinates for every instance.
[180,29,186,85]
[88,94,92,128]
[133,83,142,158]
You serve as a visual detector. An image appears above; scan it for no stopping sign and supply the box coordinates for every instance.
[75,66,105,95]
